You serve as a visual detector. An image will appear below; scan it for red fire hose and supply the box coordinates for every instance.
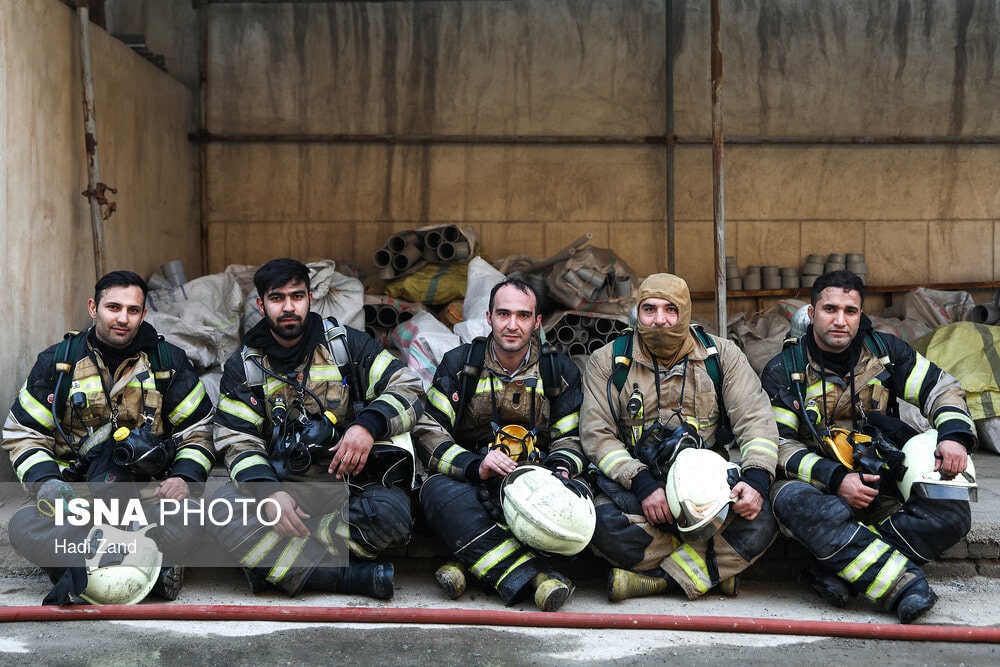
[1,604,998,643]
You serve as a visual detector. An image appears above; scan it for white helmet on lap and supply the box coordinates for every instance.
[898,429,977,502]
[80,524,163,605]
[501,465,596,556]
[665,448,739,543]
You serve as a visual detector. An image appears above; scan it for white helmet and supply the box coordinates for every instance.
[898,429,977,502]
[501,465,596,556]
[80,524,163,605]
[665,448,739,542]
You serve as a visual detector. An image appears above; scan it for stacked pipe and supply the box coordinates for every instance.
[563,268,633,301]
[547,313,629,357]
[363,302,415,346]
[373,225,473,280]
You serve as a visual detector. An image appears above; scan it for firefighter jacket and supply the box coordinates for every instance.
[215,315,423,487]
[581,329,778,492]
[3,323,215,489]
[414,334,586,481]
[760,320,977,494]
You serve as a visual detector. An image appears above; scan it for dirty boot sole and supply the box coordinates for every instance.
[434,563,467,600]
[535,579,572,612]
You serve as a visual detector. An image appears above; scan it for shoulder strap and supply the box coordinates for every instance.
[691,325,729,431]
[456,337,488,423]
[52,331,88,421]
[149,336,174,393]
[539,340,562,400]
[863,330,892,374]
[322,316,363,414]
[322,317,351,367]
[781,334,808,390]
[862,330,898,416]
[241,345,266,388]
[610,330,634,392]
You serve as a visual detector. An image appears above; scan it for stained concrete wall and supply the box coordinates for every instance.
[186,0,1000,324]
[0,0,198,479]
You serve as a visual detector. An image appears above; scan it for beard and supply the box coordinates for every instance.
[267,314,305,341]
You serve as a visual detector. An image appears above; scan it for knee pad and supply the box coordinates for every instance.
[772,481,856,559]
[349,484,413,552]
[719,499,778,561]
[420,474,477,516]
[589,499,654,570]
[419,475,495,550]
[880,498,972,563]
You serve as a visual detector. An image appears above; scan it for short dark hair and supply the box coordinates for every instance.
[254,258,311,299]
[488,276,539,315]
[94,271,148,306]
[811,269,865,307]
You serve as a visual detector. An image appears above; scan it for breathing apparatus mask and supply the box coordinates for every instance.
[269,397,342,476]
[634,422,706,481]
[819,425,905,486]
[111,424,176,477]
[489,422,541,463]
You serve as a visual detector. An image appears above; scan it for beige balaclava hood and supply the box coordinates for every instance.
[635,273,695,367]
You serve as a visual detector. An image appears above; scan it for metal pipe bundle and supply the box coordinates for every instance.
[545,315,629,357]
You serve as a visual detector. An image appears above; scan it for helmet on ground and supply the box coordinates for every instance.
[898,429,977,502]
[80,524,163,605]
[491,424,539,463]
[500,465,596,556]
[665,448,739,542]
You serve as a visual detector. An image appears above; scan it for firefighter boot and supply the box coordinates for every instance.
[717,574,740,597]
[608,568,681,602]
[434,560,467,600]
[151,565,185,601]
[531,573,573,612]
[894,578,938,625]
[242,567,270,594]
[807,569,851,608]
[307,562,395,601]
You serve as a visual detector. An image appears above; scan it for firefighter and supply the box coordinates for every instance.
[3,271,215,604]
[761,269,975,624]
[414,277,593,612]
[211,258,423,600]
[580,273,779,602]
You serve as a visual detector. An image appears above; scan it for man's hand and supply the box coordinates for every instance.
[837,472,880,509]
[154,476,190,501]
[730,481,763,520]
[328,424,374,479]
[641,487,673,526]
[479,448,517,480]
[263,490,311,537]
[935,439,968,478]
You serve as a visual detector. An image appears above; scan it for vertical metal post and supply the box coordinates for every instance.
[77,3,106,278]
[665,0,675,274]
[710,0,726,335]
[198,0,210,276]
